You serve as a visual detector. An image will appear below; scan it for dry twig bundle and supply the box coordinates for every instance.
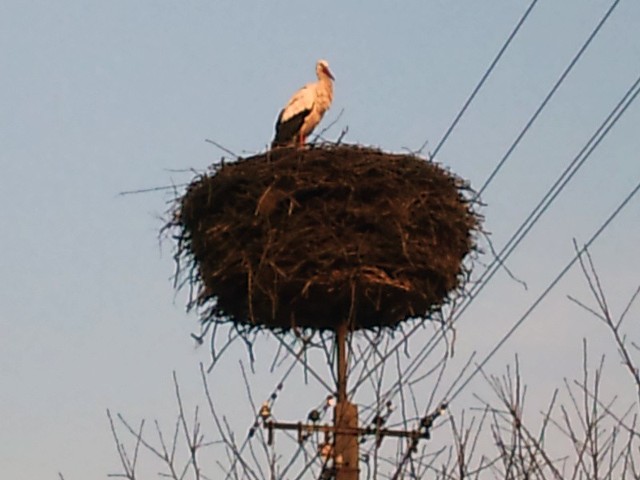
[169,144,481,332]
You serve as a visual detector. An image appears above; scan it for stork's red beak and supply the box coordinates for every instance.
[323,65,335,81]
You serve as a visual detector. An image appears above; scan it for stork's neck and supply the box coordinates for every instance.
[315,70,334,107]
[316,67,331,81]
[317,73,334,93]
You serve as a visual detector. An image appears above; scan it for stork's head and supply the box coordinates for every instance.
[316,59,335,81]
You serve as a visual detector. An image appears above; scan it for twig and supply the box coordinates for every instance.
[119,183,189,196]
[311,108,345,143]
[205,138,239,159]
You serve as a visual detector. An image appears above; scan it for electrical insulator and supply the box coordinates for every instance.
[259,402,271,420]
[319,442,333,460]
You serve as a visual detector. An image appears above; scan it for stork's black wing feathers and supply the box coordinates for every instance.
[272,109,311,148]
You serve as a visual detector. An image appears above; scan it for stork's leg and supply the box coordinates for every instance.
[299,134,305,148]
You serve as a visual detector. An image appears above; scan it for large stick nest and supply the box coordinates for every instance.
[169,144,481,332]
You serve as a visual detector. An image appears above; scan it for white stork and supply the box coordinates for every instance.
[272,59,335,148]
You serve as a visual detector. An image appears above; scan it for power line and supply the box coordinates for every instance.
[349,0,623,397]
[390,174,640,479]
[388,73,640,470]
[447,176,640,403]
[437,67,640,405]
[352,0,635,398]
[353,69,640,410]
[431,0,540,161]
[476,0,622,198]
[222,341,322,480]
[411,71,640,398]
[448,71,640,328]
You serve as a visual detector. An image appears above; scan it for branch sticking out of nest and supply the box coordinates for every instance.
[168,144,481,333]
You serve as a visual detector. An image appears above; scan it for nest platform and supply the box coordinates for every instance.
[169,144,480,332]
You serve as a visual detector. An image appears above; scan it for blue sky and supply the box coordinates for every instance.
[1,1,640,478]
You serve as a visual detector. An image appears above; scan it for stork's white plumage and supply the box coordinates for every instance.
[272,59,335,148]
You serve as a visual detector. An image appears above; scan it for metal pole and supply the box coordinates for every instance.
[263,324,440,476]
[336,323,348,403]
[334,323,359,480]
